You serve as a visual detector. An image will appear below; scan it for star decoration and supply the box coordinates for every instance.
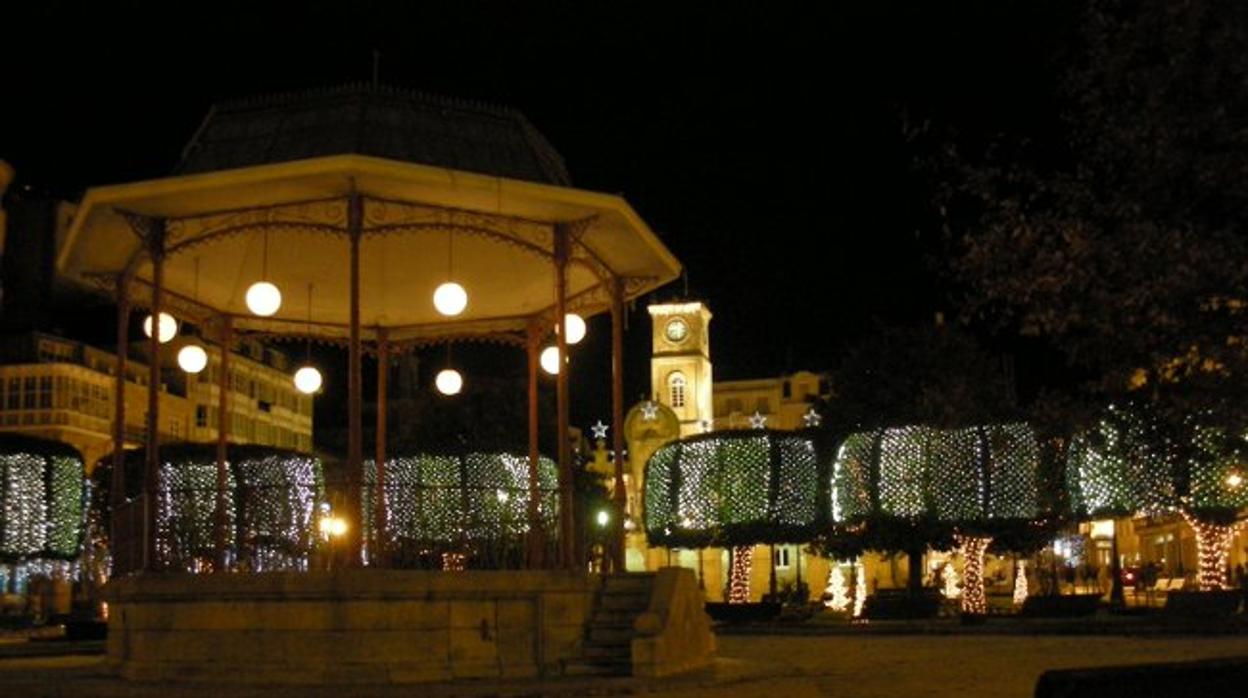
[641,401,659,421]
[802,408,822,428]
[749,411,768,429]
[591,421,609,440]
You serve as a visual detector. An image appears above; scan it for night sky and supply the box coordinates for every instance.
[0,2,1071,429]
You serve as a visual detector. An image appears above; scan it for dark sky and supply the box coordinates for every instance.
[0,1,1070,429]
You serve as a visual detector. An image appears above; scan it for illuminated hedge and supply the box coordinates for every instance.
[0,435,86,562]
[1066,407,1248,520]
[136,444,324,572]
[644,430,827,548]
[833,423,1041,526]
[362,451,560,548]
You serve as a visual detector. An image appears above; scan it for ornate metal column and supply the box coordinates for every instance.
[525,320,543,568]
[144,219,166,572]
[553,223,574,569]
[214,315,232,571]
[346,194,364,566]
[610,276,627,572]
[373,330,388,566]
[110,275,130,552]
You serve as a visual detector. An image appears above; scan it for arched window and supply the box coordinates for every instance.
[668,372,687,408]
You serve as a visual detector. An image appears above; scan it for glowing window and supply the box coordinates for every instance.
[668,372,687,408]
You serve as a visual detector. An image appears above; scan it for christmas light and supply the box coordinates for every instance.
[942,561,961,600]
[955,534,992,615]
[441,552,466,571]
[824,563,851,611]
[641,401,659,421]
[749,411,768,429]
[729,545,752,603]
[1181,512,1235,591]
[852,561,867,618]
[361,452,560,554]
[1013,559,1028,606]
[1,438,84,564]
[591,421,609,440]
[802,408,822,428]
[643,431,821,549]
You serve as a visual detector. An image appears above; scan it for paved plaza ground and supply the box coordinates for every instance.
[2,633,1248,696]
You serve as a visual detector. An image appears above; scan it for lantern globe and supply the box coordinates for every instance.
[433,282,468,317]
[177,344,208,374]
[142,312,178,344]
[562,313,587,344]
[540,346,561,375]
[435,368,464,395]
[245,281,283,317]
[293,365,323,394]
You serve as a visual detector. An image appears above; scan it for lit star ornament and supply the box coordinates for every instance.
[641,401,659,421]
[591,421,609,440]
[802,408,822,428]
[749,411,768,429]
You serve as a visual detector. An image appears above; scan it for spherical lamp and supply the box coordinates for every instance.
[293,365,323,394]
[177,344,208,374]
[142,312,178,344]
[245,281,282,317]
[561,313,587,344]
[435,368,463,396]
[433,282,468,317]
[540,346,562,375]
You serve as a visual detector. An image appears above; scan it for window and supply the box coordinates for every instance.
[4,378,18,410]
[195,405,209,428]
[38,376,52,409]
[23,377,37,409]
[667,372,686,408]
[774,547,791,569]
[782,381,791,399]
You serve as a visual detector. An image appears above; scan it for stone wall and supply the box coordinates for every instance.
[103,569,600,683]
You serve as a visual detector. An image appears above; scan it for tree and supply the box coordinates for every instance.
[1067,404,1248,590]
[817,323,1019,596]
[930,0,1248,453]
[831,423,1048,613]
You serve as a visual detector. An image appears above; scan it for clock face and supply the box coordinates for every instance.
[665,318,689,343]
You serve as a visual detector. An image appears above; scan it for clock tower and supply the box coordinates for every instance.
[648,301,713,436]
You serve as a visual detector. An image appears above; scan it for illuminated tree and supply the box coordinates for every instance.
[832,423,1046,612]
[1067,405,1248,590]
[0,436,86,580]
[644,430,829,602]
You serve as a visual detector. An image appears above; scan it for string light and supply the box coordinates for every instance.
[1181,512,1235,591]
[644,431,820,549]
[824,563,850,611]
[441,552,466,571]
[729,546,753,603]
[852,561,867,618]
[1013,559,1028,606]
[955,534,992,615]
[361,452,560,552]
[1,444,84,564]
[942,561,961,600]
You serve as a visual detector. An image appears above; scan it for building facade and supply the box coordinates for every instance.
[0,331,313,472]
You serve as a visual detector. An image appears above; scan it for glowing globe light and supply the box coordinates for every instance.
[245,281,282,317]
[540,346,562,375]
[560,313,587,344]
[435,368,463,396]
[596,510,610,527]
[433,282,468,317]
[293,366,323,394]
[177,344,208,374]
[142,312,178,344]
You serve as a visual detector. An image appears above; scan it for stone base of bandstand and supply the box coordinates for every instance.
[102,569,607,684]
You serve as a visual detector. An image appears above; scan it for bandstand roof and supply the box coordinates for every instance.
[58,154,681,346]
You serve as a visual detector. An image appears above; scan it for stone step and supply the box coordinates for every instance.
[563,658,631,677]
[587,624,636,644]
[603,574,655,593]
[583,643,631,660]
[600,592,650,611]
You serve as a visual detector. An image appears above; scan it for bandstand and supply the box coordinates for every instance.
[55,86,711,682]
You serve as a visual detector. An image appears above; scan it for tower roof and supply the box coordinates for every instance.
[175,84,572,186]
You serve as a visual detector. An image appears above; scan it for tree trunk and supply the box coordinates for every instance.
[729,546,753,603]
[956,535,992,615]
[907,548,924,595]
[1182,512,1234,591]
